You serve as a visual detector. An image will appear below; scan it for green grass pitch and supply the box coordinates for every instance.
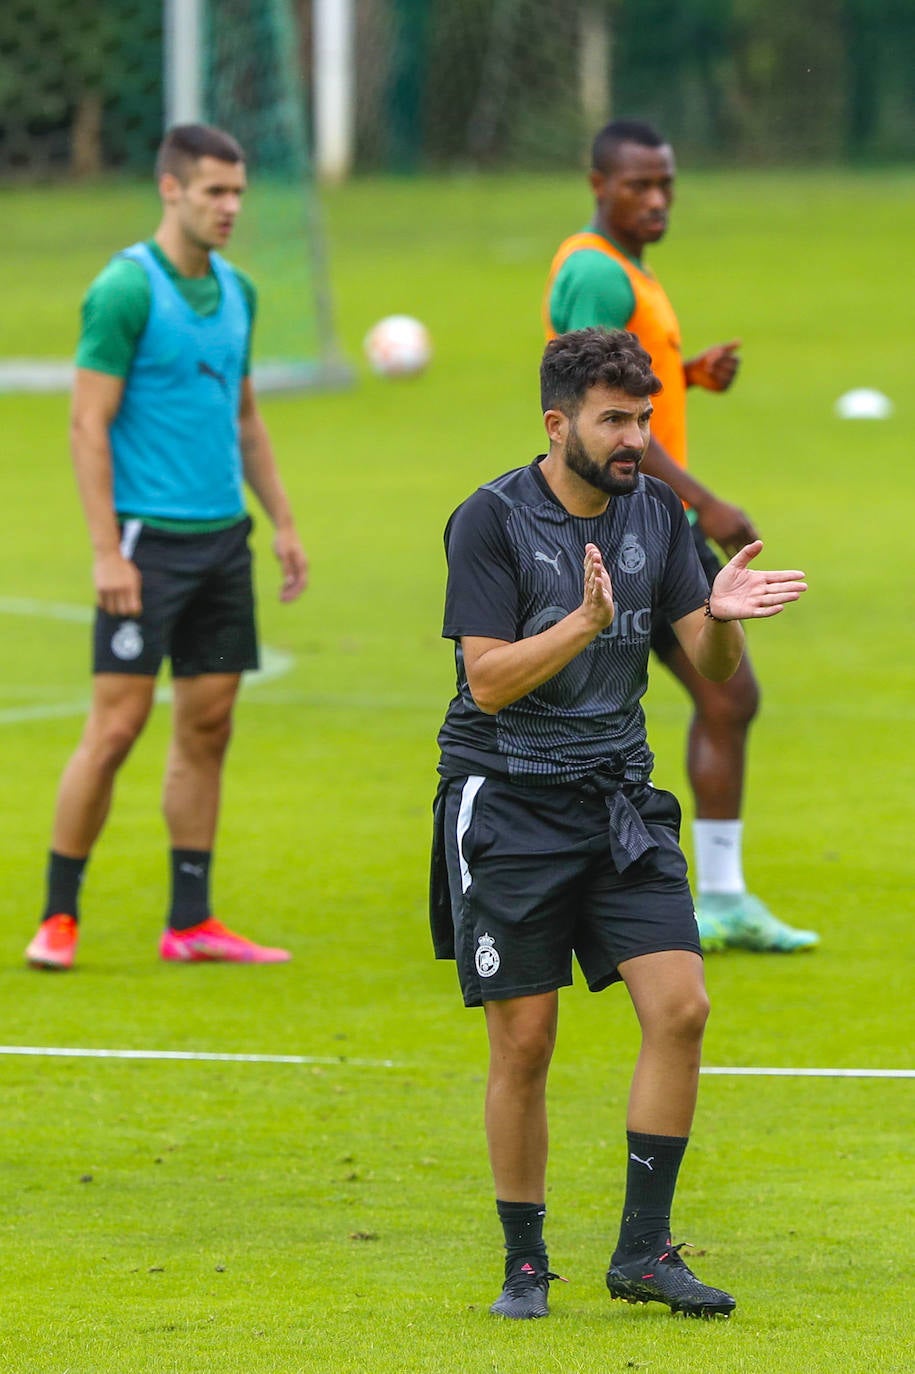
[1,168,913,1372]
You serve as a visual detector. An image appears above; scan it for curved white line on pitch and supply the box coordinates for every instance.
[0,596,293,725]
[0,1045,399,1069]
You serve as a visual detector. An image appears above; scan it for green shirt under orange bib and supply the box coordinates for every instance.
[544,230,688,470]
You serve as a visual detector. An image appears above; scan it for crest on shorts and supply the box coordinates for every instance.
[475,932,500,978]
[111,621,143,661]
[617,534,646,574]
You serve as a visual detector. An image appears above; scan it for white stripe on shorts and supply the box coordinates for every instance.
[119,519,143,559]
[456,775,486,893]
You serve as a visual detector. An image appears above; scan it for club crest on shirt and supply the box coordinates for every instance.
[617,533,646,574]
[475,932,500,977]
[111,621,143,661]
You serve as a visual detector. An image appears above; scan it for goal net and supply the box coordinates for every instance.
[351,0,609,173]
[346,0,911,172]
[0,0,350,394]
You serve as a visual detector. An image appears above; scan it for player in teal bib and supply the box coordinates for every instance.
[26,124,309,972]
[108,240,248,522]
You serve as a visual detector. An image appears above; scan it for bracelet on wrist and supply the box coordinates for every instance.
[704,597,729,624]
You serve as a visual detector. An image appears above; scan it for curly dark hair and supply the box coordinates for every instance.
[155,124,245,183]
[540,328,662,415]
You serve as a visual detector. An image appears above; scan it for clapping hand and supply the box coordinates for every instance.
[708,541,807,621]
[582,542,615,629]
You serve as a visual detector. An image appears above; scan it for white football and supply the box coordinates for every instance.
[834,388,893,420]
[363,315,432,378]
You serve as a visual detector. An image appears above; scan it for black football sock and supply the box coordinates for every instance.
[42,851,88,922]
[496,1199,548,1276]
[612,1130,689,1264]
[167,849,212,931]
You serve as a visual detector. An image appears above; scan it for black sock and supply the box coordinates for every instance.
[612,1131,689,1264]
[167,849,212,931]
[43,851,88,923]
[496,1199,548,1276]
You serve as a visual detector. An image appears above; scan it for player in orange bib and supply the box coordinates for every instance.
[544,119,817,952]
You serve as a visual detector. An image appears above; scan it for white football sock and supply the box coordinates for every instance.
[693,820,745,895]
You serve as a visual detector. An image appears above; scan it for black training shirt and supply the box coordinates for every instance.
[437,461,710,784]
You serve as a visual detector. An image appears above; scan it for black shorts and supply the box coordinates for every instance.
[650,519,721,660]
[93,516,259,678]
[433,775,700,1008]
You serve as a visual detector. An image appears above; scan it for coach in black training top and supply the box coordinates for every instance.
[430,327,807,1322]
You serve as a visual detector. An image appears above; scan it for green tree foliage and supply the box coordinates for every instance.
[0,0,912,175]
[0,0,160,176]
[406,0,915,167]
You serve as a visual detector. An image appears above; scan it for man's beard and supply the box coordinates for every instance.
[565,424,642,497]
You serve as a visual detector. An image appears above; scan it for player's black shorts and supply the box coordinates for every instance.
[650,518,722,660]
[432,774,700,1008]
[93,516,259,677]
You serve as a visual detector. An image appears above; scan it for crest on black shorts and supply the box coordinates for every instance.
[111,621,143,661]
[618,534,646,574]
[475,932,500,978]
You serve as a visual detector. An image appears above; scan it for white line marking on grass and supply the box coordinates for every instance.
[0,1045,400,1069]
[701,1066,914,1079]
[0,700,93,725]
[0,1047,907,1078]
[0,597,293,724]
[0,596,94,623]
